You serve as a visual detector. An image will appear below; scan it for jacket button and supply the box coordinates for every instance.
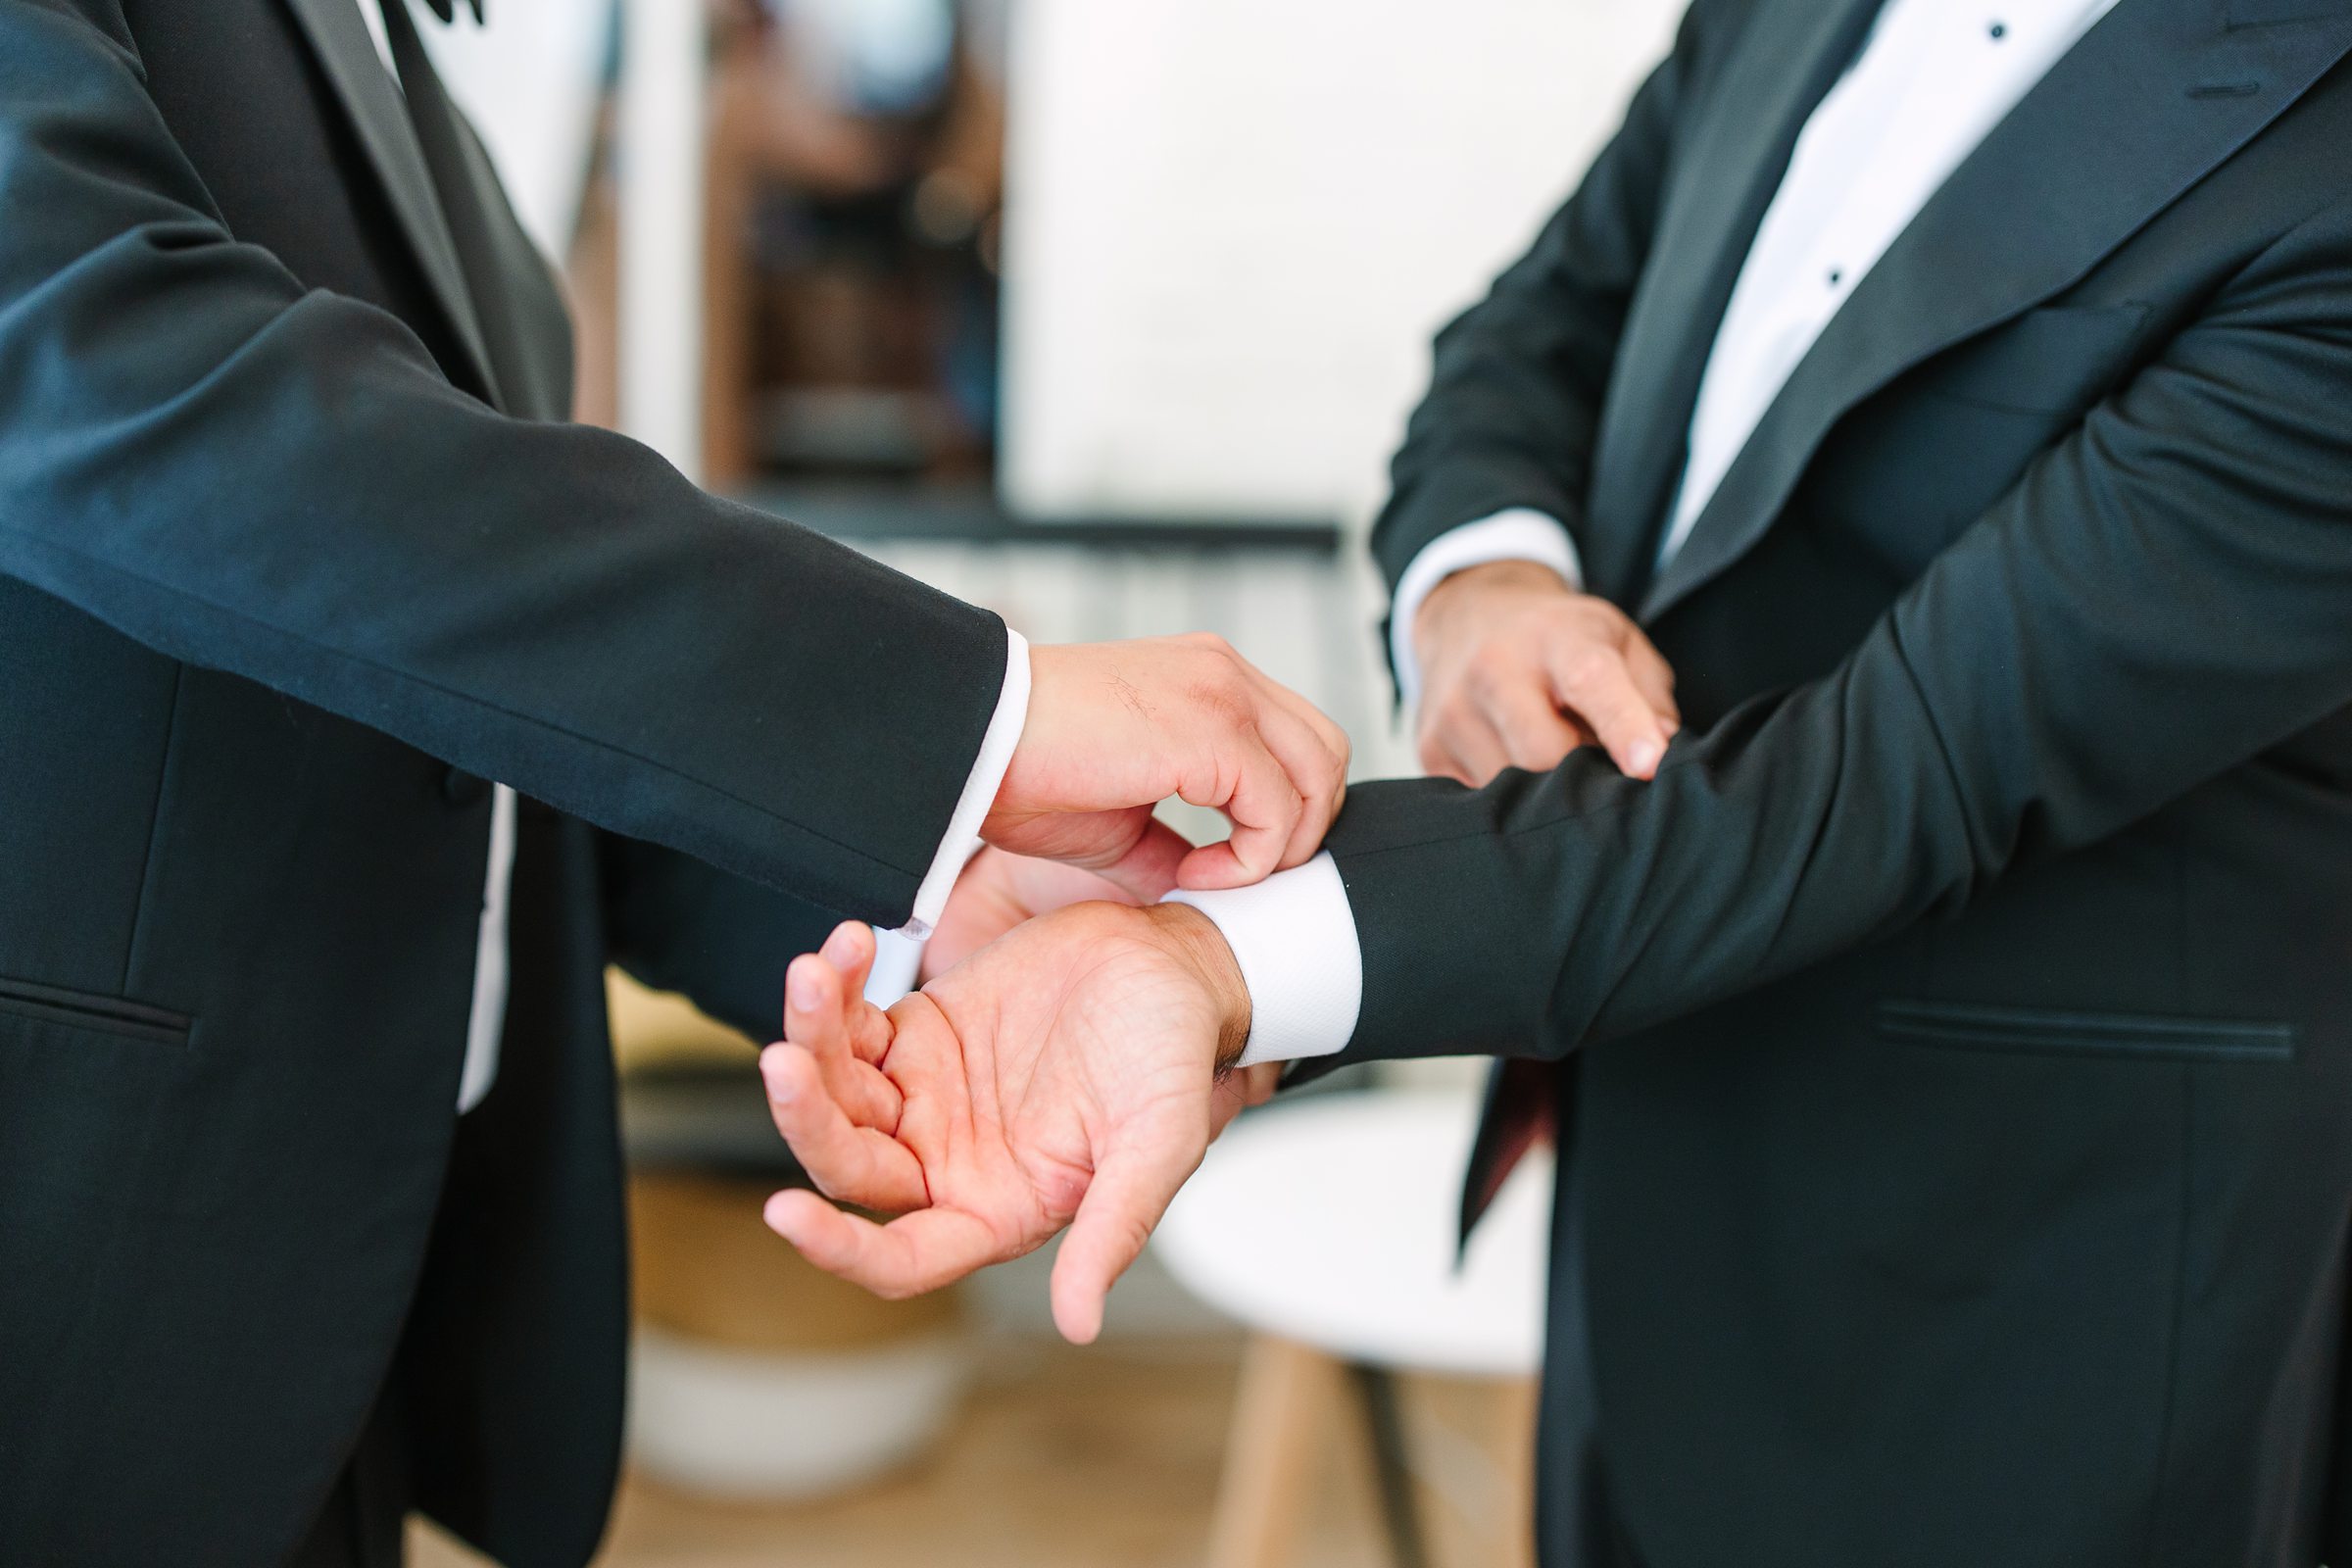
[441,767,490,807]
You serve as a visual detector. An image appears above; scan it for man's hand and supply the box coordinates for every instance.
[988,636,1348,890]
[760,912,1269,1344]
[1412,561,1679,788]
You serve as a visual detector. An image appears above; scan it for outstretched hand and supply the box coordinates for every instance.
[760,913,1270,1343]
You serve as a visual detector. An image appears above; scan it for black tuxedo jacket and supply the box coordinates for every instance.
[1335,0,2352,1563]
[0,2,1005,1564]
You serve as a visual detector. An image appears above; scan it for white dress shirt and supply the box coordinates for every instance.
[356,3,1035,1110]
[1182,0,2124,1065]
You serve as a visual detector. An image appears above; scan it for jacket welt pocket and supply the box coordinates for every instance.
[1877,1000,2292,1064]
[0,977,191,1047]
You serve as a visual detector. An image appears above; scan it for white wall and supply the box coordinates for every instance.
[418,0,608,260]
[1000,0,1680,525]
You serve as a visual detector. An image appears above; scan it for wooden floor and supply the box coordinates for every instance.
[410,1334,1530,1568]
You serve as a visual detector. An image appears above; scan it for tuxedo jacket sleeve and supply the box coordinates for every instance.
[599,834,847,1045]
[1324,190,2352,1066]
[0,0,1001,926]
[1365,0,1706,636]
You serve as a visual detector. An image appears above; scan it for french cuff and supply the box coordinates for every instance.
[899,626,1030,946]
[864,927,927,1008]
[1389,510,1584,710]
[1164,852,1362,1067]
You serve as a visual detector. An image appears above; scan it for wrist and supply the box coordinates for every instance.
[1144,903,1252,1068]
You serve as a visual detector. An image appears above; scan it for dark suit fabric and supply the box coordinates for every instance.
[0,1,1000,1563]
[1334,0,2352,1563]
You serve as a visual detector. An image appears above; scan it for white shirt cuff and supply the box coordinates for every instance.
[864,926,927,1008]
[900,627,1029,943]
[1389,511,1584,710]
[1164,852,1362,1067]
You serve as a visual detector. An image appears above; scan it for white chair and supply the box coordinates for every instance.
[1154,1089,1553,1568]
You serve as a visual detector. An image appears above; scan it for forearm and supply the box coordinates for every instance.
[1230,194,2352,1066]
[1330,629,1970,1063]
[0,1,1002,921]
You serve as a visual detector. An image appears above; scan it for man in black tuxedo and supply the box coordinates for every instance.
[0,2,1349,1565]
[767,0,2352,1562]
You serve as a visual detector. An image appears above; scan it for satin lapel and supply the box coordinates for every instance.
[1582,0,1886,605]
[1638,0,2352,624]
[280,0,498,397]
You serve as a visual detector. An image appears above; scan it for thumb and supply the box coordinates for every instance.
[1049,1120,1204,1345]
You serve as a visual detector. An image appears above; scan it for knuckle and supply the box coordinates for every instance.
[1186,676,1251,729]
[1577,597,1627,631]
[1463,653,1513,701]
[1559,646,1620,693]
[1189,631,1237,662]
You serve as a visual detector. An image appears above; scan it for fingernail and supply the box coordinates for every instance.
[1628,740,1662,775]
[788,971,819,1012]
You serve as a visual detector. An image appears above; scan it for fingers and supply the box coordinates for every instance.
[1419,710,1503,788]
[1049,1121,1205,1345]
[1091,816,1195,904]
[1255,665,1352,789]
[763,1188,1003,1299]
[819,919,877,1000]
[1174,730,1303,889]
[1235,660,1349,864]
[786,943,902,1125]
[1624,633,1683,734]
[760,1044,928,1212]
[1480,679,1583,775]
[1171,637,1344,890]
[1415,737,1471,788]
[805,920,897,1065]
[986,638,1346,890]
[1548,643,1675,780]
[1412,566,1682,787]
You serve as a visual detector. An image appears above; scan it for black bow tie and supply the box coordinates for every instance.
[416,0,485,22]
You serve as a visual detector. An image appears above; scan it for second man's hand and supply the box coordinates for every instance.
[987,636,1348,889]
[760,912,1269,1345]
[1412,561,1678,787]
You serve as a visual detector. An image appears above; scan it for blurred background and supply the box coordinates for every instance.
[408,3,1675,1563]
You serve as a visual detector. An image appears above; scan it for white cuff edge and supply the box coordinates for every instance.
[1165,852,1362,1067]
[901,627,1030,941]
